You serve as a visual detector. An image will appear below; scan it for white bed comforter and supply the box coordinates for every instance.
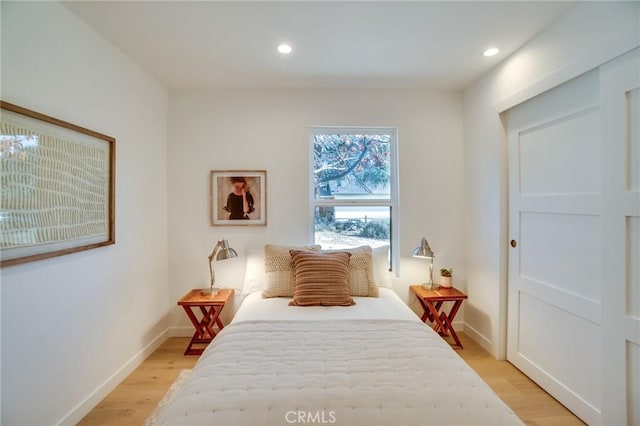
[155,318,522,426]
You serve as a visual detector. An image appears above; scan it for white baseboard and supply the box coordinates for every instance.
[463,322,500,359]
[56,328,171,426]
[170,326,195,337]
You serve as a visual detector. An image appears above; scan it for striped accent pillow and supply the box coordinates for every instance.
[288,250,355,307]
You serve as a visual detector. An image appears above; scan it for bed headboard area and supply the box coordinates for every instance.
[241,244,393,298]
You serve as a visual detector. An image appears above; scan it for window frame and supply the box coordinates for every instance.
[308,126,399,272]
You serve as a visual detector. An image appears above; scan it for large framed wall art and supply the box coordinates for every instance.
[0,101,116,267]
[210,170,266,226]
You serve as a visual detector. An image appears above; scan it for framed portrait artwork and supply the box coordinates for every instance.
[0,101,116,267]
[210,170,266,226]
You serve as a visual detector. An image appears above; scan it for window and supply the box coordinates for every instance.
[310,127,398,270]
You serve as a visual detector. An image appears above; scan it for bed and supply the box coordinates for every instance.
[153,245,523,426]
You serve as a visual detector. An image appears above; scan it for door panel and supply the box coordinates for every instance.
[517,292,601,408]
[628,341,640,423]
[629,88,639,193]
[628,217,640,318]
[520,212,601,301]
[507,69,601,424]
[519,107,600,195]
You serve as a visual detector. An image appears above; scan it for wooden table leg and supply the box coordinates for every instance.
[182,305,225,355]
[425,300,446,334]
[416,296,465,349]
[215,316,224,330]
[182,306,208,355]
[199,305,222,340]
[441,300,464,348]
[416,294,442,323]
[416,294,430,323]
[431,301,444,333]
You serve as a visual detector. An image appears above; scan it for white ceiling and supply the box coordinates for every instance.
[63,1,574,90]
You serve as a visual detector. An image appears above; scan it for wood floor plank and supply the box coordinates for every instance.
[78,338,198,426]
[457,333,585,426]
[78,333,585,425]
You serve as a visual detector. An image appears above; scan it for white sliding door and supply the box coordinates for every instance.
[507,48,640,425]
[507,69,602,424]
[600,48,640,426]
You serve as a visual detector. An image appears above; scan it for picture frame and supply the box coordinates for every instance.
[210,170,266,226]
[0,101,116,267]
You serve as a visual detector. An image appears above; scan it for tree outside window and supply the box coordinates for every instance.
[310,128,398,269]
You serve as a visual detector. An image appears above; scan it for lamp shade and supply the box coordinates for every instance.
[412,237,434,259]
[215,239,238,261]
[204,238,238,295]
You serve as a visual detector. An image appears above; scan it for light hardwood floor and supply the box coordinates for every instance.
[79,333,585,425]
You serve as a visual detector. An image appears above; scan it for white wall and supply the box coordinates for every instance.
[0,2,170,425]
[167,89,465,328]
[463,1,640,357]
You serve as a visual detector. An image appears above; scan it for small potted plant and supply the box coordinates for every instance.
[440,268,453,288]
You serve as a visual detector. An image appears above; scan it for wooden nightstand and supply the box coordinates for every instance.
[177,288,234,355]
[410,285,468,349]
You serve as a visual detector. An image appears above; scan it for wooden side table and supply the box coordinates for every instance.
[177,288,234,355]
[410,285,468,349]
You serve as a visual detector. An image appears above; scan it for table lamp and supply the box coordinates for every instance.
[412,237,438,290]
[202,239,238,295]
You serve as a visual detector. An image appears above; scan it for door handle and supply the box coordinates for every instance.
[510,240,517,248]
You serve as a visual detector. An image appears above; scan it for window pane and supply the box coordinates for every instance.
[314,206,390,249]
[313,133,391,200]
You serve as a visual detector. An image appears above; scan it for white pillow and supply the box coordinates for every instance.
[241,247,267,296]
[372,245,392,288]
[242,244,392,294]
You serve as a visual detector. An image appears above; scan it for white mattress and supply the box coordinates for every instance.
[154,290,523,426]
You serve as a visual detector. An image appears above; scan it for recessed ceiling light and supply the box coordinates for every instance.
[483,47,500,57]
[277,44,292,54]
